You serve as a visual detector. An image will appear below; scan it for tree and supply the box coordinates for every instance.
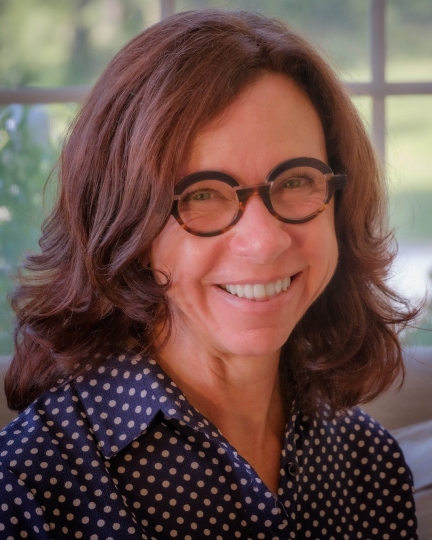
[0,105,56,354]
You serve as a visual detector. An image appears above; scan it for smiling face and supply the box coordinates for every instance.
[151,73,338,361]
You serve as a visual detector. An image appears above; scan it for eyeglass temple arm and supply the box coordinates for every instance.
[327,174,347,199]
[330,174,347,191]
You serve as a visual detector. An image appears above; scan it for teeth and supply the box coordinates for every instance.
[253,284,266,299]
[265,282,275,296]
[244,284,254,299]
[222,277,291,300]
[235,285,245,298]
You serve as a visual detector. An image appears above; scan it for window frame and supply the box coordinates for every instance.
[0,0,431,351]
[1,0,431,162]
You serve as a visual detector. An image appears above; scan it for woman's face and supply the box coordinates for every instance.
[151,73,338,360]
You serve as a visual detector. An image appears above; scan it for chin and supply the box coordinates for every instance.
[218,329,290,359]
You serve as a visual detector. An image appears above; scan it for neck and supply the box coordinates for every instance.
[155,327,286,493]
[156,327,282,420]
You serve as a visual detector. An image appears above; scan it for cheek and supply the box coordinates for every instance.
[150,217,219,289]
[322,234,339,279]
[303,210,338,287]
[150,219,180,285]
[316,217,338,283]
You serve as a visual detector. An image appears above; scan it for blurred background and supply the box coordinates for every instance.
[0,0,431,354]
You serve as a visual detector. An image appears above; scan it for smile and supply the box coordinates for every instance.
[220,277,291,300]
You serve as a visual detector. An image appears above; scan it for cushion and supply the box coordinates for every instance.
[392,419,432,540]
[363,347,432,430]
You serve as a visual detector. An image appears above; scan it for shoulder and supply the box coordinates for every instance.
[0,378,84,456]
[296,405,416,494]
[0,380,89,538]
[0,377,99,492]
[338,406,409,462]
[0,353,154,538]
[300,405,404,447]
[0,464,54,539]
[293,407,417,536]
[299,406,412,470]
[298,407,416,507]
[0,351,163,475]
[0,352,147,464]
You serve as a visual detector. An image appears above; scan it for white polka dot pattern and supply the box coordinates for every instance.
[0,353,418,539]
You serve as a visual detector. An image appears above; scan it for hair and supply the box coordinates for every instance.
[6,9,419,415]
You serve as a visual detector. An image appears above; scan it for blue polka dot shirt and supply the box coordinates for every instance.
[0,353,418,539]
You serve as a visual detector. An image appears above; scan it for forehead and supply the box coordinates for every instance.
[180,73,327,181]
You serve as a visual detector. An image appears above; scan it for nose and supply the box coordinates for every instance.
[228,193,292,264]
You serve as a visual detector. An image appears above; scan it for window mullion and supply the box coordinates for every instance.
[370,0,386,160]
[160,0,175,19]
[0,86,89,105]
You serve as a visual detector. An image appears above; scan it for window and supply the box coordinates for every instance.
[1,0,431,354]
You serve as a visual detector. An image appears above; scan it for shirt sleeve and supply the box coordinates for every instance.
[0,466,54,540]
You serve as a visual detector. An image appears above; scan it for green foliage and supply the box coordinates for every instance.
[0,106,57,354]
[0,0,153,87]
[387,0,432,59]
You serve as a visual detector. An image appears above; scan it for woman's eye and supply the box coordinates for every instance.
[283,177,310,188]
[285,178,301,188]
[183,188,220,202]
[191,190,213,201]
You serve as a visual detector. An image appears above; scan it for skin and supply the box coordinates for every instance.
[150,73,339,494]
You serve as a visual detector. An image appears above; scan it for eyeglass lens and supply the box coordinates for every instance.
[177,165,328,234]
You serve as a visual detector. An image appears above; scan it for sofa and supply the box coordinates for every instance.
[1,348,432,538]
[363,347,432,539]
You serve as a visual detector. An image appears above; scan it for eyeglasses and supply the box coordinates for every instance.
[171,156,347,237]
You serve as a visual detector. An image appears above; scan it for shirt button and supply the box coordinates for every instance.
[287,462,299,477]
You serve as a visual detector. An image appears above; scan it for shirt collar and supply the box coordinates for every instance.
[74,352,300,465]
[74,353,225,459]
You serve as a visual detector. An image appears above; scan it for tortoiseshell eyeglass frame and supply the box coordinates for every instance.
[171,156,347,237]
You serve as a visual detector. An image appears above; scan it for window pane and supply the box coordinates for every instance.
[0,103,77,354]
[386,0,432,82]
[177,0,371,81]
[0,0,160,88]
[387,96,432,238]
[387,96,432,345]
[351,96,373,136]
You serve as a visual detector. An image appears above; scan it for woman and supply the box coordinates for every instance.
[1,9,418,539]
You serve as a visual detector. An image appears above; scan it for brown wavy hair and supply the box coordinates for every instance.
[6,9,418,414]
